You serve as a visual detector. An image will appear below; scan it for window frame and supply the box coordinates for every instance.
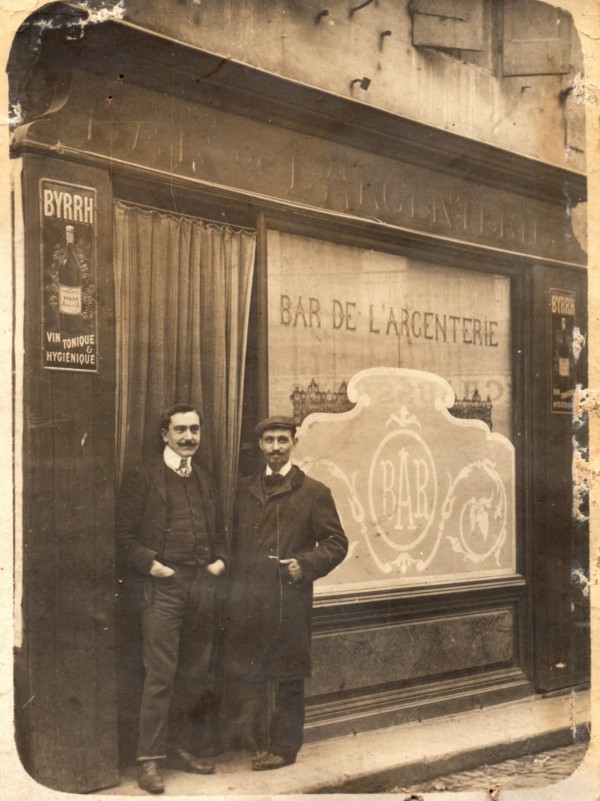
[256,209,532,600]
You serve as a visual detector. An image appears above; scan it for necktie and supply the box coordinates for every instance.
[264,473,284,488]
[178,458,192,478]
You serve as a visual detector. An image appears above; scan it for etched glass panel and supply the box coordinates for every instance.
[267,231,515,590]
[268,230,512,441]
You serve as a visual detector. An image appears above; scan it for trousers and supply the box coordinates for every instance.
[232,678,305,759]
[269,679,305,759]
[137,564,218,760]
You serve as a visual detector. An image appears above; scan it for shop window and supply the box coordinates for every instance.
[267,231,516,590]
[267,231,512,442]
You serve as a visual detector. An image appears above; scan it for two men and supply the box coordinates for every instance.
[225,416,348,770]
[116,404,227,794]
[118,408,347,792]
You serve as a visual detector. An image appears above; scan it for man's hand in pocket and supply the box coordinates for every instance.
[149,560,175,578]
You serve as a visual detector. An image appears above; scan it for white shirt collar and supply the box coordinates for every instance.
[266,460,293,478]
[164,445,190,472]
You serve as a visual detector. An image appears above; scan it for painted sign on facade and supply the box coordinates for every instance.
[268,230,512,441]
[295,368,516,593]
[550,288,576,414]
[40,180,98,371]
[47,70,585,264]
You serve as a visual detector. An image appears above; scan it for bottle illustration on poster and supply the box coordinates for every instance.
[58,225,83,334]
[41,180,98,372]
[550,290,576,413]
[556,316,572,391]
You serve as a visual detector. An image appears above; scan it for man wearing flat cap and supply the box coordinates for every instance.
[224,415,348,770]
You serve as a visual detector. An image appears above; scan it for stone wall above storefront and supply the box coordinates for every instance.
[95,0,586,171]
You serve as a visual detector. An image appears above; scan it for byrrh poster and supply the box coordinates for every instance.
[40,179,98,372]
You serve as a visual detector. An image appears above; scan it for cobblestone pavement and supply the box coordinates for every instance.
[388,743,589,794]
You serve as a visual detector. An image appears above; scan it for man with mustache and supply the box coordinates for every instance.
[225,415,348,770]
[116,403,227,794]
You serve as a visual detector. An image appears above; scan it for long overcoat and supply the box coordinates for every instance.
[225,465,348,680]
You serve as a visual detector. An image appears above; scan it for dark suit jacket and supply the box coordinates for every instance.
[115,456,227,576]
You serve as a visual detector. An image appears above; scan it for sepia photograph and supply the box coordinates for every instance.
[1,1,599,799]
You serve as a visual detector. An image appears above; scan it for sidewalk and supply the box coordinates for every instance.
[99,689,591,796]
[406,742,589,793]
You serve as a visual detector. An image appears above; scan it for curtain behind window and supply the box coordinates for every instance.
[114,201,256,530]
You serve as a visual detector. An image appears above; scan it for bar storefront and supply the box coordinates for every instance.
[11,8,589,792]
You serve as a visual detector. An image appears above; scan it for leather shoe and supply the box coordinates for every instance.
[137,760,164,794]
[252,752,296,771]
[167,746,215,774]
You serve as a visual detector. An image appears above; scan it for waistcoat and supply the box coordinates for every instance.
[163,468,210,565]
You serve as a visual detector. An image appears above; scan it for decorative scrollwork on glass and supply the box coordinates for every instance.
[440,459,508,565]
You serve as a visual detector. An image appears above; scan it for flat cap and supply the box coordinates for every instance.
[255,415,297,436]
